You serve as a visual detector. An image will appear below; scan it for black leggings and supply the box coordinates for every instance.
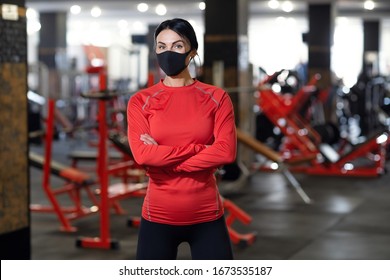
[136,216,233,260]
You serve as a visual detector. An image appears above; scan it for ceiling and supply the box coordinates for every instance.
[23,0,390,85]
[24,0,390,43]
[25,0,390,21]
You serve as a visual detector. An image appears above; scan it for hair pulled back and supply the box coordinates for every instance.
[154,18,198,51]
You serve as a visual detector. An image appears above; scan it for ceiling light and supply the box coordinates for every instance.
[26,8,38,19]
[91,6,101,17]
[70,5,81,15]
[268,0,280,10]
[364,0,375,10]
[117,19,128,29]
[281,1,293,13]
[155,4,167,16]
[27,20,41,35]
[199,2,206,10]
[26,7,41,35]
[132,21,147,33]
[137,3,149,13]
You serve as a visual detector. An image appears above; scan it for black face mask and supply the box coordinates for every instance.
[157,50,191,76]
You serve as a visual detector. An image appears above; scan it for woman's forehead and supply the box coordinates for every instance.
[156,29,188,44]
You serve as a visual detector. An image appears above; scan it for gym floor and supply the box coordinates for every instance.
[29,136,390,260]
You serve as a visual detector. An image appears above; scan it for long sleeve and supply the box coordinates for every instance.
[173,92,237,172]
[129,80,231,225]
[127,92,206,167]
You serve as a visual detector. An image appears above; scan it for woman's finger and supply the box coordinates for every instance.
[140,134,158,145]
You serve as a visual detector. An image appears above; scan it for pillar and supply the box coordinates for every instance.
[203,0,250,126]
[307,3,336,124]
[363,20,380,77]
[204,0,254,178]
[0,0,30,259]
[38,11,67,99]
[361,20,380,136]
[147,24,159,84]
[307,3,335,89]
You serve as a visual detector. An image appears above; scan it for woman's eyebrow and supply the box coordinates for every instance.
[157,39,185,45]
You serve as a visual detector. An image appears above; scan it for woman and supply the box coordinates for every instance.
[127,18,236,260]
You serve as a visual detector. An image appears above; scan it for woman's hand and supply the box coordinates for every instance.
[140,134,158,145]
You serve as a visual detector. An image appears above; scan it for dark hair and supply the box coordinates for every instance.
[154,18,198,51]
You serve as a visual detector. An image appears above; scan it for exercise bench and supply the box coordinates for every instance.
[29,151,99,232]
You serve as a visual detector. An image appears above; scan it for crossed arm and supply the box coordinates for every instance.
[127,93,236,173]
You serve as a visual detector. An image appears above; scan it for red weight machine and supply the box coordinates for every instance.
[30,64,148,249]
[29,100,99,232]
[29,99,99,232]
[75,66,147,249]
[30,98,147,237]
[257,73,389,177]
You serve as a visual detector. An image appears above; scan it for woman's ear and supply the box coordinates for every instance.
[190,50,197,58]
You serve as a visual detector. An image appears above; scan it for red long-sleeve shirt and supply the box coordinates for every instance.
[127,79,236,225]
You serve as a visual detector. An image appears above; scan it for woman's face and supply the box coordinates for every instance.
[155,29,191,55]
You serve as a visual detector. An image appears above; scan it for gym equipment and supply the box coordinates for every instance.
[29,99,99,232]
[236,128,312,204]
[68,150,123,169]
[75,66,147,249]
[337,75,389,141]
[31,97,147,247]
[223,199,257,247]
[257,72,389,177]
[29,151,100,232]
